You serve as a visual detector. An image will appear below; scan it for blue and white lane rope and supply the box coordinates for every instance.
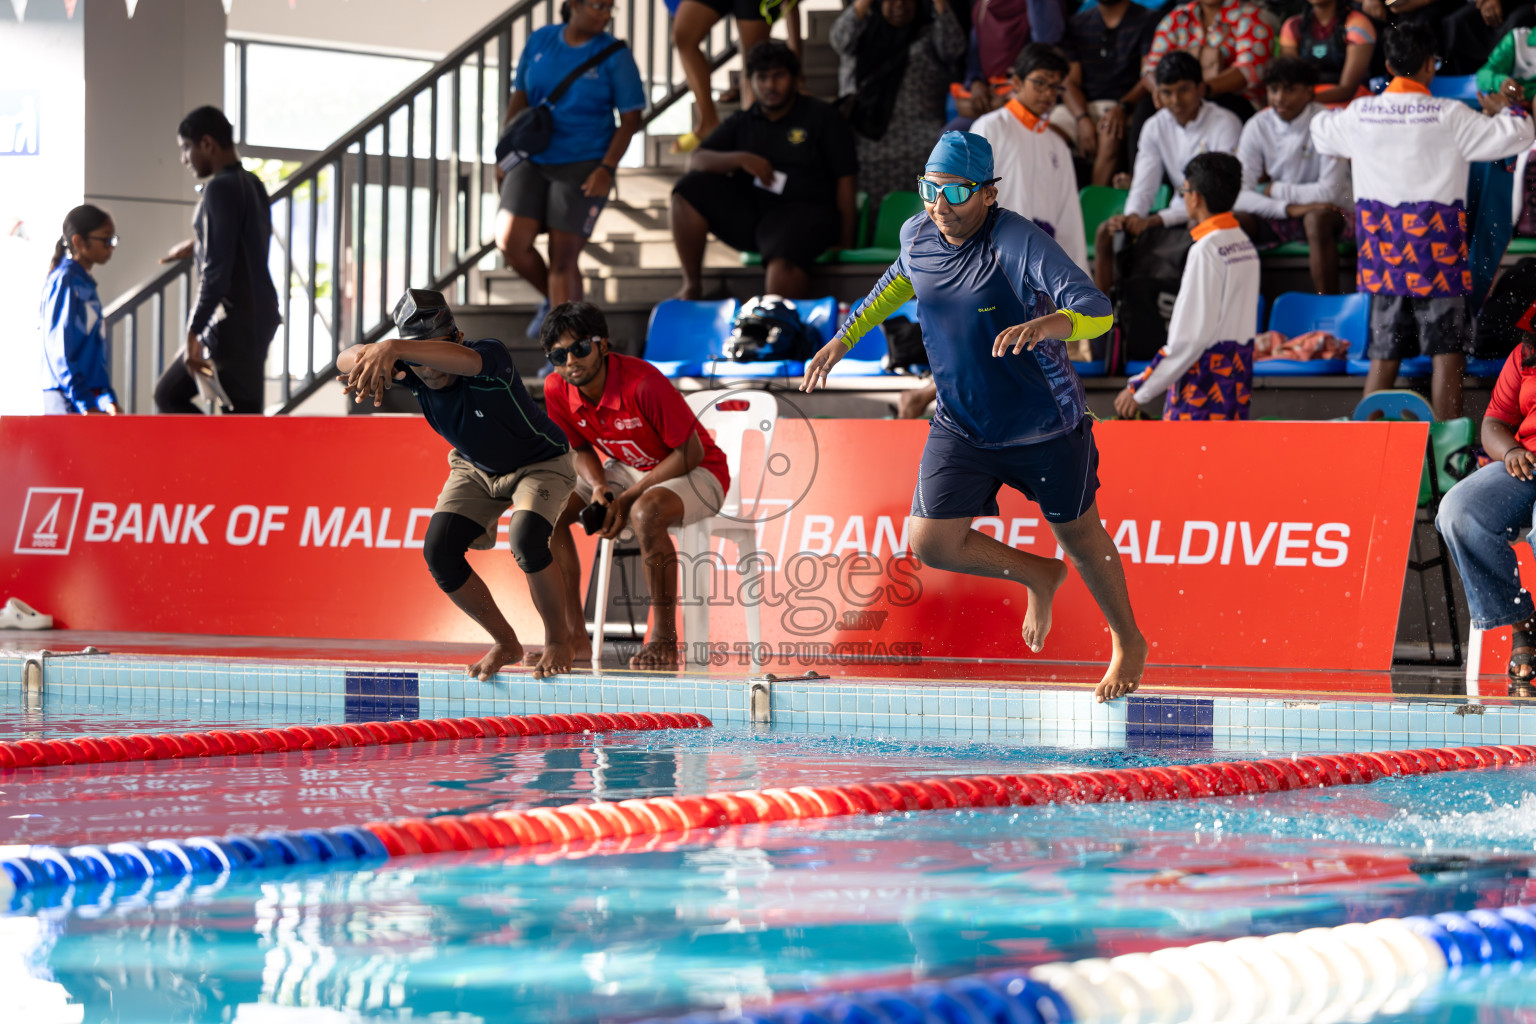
[0,825,388,903]
[641,903,1536,1024]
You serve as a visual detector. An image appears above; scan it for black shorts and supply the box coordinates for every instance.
[685,0,766,22]
[911,415,1101,524]
[499,159,607,238]
[1366,294,1472,360]
[672,170,839,268]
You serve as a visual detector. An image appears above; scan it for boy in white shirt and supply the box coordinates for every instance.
[1235,57,1352,294]
[1094,50,1243,293]
[973,44,1089,273]
[1311,22,1535,419]
[1115,152,1260,421]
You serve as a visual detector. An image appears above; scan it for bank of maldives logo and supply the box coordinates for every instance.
[14,488,83,555]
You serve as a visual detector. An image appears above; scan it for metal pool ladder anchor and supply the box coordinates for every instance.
[748,672,828,725]
[13,647,108,698]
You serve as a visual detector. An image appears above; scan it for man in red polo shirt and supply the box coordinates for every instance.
[540,301,731,669]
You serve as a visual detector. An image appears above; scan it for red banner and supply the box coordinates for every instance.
[0,415,1426,672]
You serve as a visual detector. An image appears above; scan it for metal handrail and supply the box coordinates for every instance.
[102,0,737,414]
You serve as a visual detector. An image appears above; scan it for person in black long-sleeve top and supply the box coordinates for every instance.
[154,106,281,414]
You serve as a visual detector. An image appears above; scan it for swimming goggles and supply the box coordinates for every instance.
[916,177,1000,205]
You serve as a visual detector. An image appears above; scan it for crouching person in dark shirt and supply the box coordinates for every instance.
[337,289,577,680]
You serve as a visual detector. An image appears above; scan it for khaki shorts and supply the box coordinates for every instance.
[435,449,577,550]
[1048,99,1122,154]
[574,460,726,527]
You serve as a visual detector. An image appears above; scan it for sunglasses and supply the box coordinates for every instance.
[86,234,119,248]
[548,336,599,365]
[916,178,997,205]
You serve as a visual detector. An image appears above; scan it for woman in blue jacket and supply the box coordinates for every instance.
[41,205,120,415]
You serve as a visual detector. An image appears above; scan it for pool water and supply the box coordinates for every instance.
[5,684,1536,1023]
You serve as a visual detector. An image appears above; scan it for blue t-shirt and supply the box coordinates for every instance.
[513,25,646,166]
[837,208,1113,447]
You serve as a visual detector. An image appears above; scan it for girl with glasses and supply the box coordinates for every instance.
[40,205,119,415]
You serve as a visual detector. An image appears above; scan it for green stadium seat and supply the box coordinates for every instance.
[838,190,926,263]
[1080,184,1172,260]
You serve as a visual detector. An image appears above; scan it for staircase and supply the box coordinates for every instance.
[97,0,873,414]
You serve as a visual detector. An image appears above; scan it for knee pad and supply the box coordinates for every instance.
[508,510,554,574]
[422,513,484,593]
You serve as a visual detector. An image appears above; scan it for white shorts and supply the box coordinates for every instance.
[575,459,726,527]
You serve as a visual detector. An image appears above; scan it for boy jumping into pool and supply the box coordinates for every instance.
[802,132,1148,702]
[337,289,577,680]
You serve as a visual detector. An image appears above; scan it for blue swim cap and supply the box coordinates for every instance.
[925,131,994,184]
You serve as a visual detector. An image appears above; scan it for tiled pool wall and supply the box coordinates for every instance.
[5,653,1536,751]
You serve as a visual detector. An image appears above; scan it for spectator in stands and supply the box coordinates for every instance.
[1442,0,1536,76]
[538,302,731,670]
[154,106,280,416]
[1478,20,1536,100]
[1312,22,1534,419]
[1094,51,1242,293]
[831,0,967,204]
[670,41,858,300]
[496,0,645,337]
[1234,58,1352,293]
[973,44,1089,270]
[1115,152,1258,419]
[952,0,1068,126]
[337,289,576,681]
[1436,301,1536,696]
[40,205,119,415]
[1056,0,1158,186]
[1139,0,1274,123]
[1277,0,1376,106]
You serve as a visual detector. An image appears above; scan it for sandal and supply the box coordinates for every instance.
[1509,629,1536,695]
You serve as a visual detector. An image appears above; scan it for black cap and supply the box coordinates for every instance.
[392,288,457,340]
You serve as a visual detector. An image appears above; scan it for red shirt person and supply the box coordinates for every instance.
[539,302,730,670]
[1436,304,1536,695]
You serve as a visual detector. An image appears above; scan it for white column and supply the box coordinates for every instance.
[83,0,225,305]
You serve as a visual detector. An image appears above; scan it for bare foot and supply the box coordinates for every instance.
[469,641,523,682]
[628,639,680,670]
[533,641,573,680]
[1094,630,1149,703]
[674,282,703,301]
[1021,558,1070,653]
[522,637,593,666]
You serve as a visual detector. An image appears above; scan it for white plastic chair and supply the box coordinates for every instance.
[590,389,776,671]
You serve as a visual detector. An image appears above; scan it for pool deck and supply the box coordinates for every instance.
[0,628,1504,702]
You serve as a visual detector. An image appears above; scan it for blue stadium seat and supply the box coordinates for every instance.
[1073,360,1108,377]
[1467,356,1508,377]
[705,358,806,379]
[1347,356,1433,377]
[1125,360,1153,377]
[1254,358,1348,376]
[1430,75,1481,107]
[798,297,841,343]
[644,299,737,377]
[831,299,920,376]
[1267,292,1370,349]
[1352,389,1435,421]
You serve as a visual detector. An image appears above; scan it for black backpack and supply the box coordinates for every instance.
[1475,257,1536,360]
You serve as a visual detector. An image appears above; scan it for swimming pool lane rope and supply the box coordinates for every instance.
[4,743,1533,902]
[0,710,712,770]
[635,901,1536,1024]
